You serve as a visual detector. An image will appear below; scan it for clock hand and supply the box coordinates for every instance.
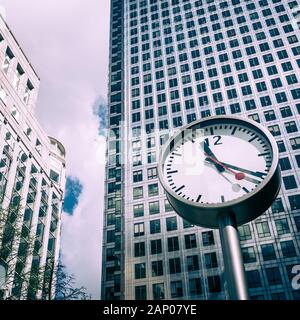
[204,161,243,193]
[200,141,225,173]
[205,154,246,181]
[205,160,261,185]
[215,161,266,179]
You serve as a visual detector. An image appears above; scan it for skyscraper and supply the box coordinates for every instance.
[0,16,66,299]
[102,0,300,300]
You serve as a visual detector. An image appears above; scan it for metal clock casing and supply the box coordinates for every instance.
[158,116,281,229]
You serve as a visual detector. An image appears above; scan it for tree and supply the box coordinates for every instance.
[0,204,37,299]
[46,263,91,300]
[0,206,91,300]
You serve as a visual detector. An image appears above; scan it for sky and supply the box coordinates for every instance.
[0,0,110,298]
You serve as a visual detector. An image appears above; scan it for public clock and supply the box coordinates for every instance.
[158,116,281,228]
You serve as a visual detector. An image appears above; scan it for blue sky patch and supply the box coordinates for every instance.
[93,96,107,136]
[63,176,83,215]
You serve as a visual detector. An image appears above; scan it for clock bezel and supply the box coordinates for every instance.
[158,115,281,228]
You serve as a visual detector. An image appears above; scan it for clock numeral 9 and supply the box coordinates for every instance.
[205,136,223,146]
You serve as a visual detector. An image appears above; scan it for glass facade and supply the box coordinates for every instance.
[102,0,300,300]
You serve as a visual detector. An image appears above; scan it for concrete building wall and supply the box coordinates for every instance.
[0,15,66,300]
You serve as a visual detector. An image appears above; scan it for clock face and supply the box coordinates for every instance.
[162,119,273,205]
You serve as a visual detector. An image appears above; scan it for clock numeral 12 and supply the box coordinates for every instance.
[205,136,223,146]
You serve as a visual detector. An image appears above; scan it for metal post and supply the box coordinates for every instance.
[218,212,249,300]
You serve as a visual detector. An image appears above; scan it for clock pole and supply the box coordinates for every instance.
[218,212,249,300]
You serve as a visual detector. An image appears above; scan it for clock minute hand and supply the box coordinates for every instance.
[205,159,261,185]
[217,161,266,179]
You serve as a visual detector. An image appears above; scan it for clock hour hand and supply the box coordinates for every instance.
[200,141,225,173]
[204,154,246,181]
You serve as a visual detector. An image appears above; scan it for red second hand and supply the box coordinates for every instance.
[205,154,245,181]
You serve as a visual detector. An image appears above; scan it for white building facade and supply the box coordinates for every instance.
[0,16,66,299]
[102,0,300,300]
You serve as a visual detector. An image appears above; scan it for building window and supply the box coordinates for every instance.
[238,225,252,241]
[295,155,300,168]
[256,221,271,238]
[2,47,14,73]
[280,240,297,258]
[280,106,292,118]
[135,263,146,279]
[207,275,221,293]
[187,255,200,271]
[261,243,277,261]
[150,219,161,234]
[215,106,226,115]
[271,198,284,214]
[148,183,159,196]
[13,64,24,89]
[152,260,164,277]
[106,230,115,243]
[266,267,282,286]
[135,286,147,300]
[268,125,281,136]
[288,194,300,210]
[23,80,34,105]
[246,270,262,288]
[167,236,179,252]
[147,137,155,149]
[278,155,292,170]
[147,151,156,163]
[275,218,290,235]
[189,278,202,296]
[35,139,43,154]
[171,280,183,298]
[202,231,215,246]
[283,175,298,190]
[277,140,286,153]
[285,121,298,133]
[204,252,218,269]
[169,257,181,274]
[230,103,241,114]
[134,222,144,237]
[294,216,300,232]
[134,204,144,218]
[133,186,143,199]
[264,110,276,121]
[164,199,173,212]
[242,246,256,263]
[166,216,177,231]
[133,170,143,183]
[149,201,160,215]
[248,113,260,123]
[152,283,164,300]
[290,137,300,150]
[147,167,157,180]
[134,242,145,257]
[185,234,197,249]
[150,239,162,255]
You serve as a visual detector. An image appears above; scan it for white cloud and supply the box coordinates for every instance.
[1,0,110,298]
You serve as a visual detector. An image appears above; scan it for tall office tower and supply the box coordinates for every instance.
[0,16,66,300]
[102,0,300,300]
